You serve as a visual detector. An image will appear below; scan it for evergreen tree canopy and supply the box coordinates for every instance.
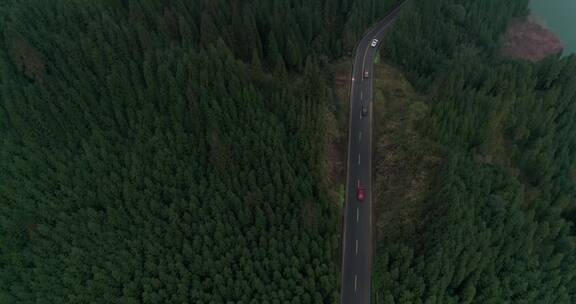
[373,0,576,303]
[0,0,401,302]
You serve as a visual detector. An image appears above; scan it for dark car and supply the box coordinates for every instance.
[361,104,368,116]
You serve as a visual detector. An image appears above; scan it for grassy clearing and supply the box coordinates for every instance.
[372,60,442,244]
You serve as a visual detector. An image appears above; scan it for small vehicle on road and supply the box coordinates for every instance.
[357,181,365,202]
[371,39,379,47]
[364,70,369,78]
[361,104,368,116]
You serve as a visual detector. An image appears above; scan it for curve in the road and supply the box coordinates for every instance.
[340,3,407,304]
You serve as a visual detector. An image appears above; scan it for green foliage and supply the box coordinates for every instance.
[385,0,529,90]
[374,0,576,302]
[0,0,402,302]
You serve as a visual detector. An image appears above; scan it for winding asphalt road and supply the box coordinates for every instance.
[340,4,406,304]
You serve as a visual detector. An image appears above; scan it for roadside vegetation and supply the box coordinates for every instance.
[372,62,441,244]
[372,0,576,302]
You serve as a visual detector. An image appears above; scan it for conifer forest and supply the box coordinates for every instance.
[0,0,399,303]
[1,0,575,303]
[374,0,576,303]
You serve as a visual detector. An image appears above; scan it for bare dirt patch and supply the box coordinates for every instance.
[501,17,564,62]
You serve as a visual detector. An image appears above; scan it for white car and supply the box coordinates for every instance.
[371,39,379,47]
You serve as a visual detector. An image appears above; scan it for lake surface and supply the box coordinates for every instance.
[530,0,576,54]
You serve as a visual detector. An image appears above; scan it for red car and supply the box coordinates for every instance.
[357,181,365,202]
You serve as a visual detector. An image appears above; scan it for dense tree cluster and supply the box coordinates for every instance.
[385,0,529,90]
[374,0,576,303]
[0,0,402,303]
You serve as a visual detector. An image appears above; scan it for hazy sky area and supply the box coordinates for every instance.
[530,0,575,54]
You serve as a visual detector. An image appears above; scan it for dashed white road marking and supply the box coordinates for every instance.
[359,132,362,141]
[356,208,359,222]
[354,275,358,292]
[358,154,361,165]
[355,239,359,255]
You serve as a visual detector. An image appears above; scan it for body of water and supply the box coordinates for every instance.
[530,0,576,54]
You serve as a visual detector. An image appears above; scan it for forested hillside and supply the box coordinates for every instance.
[0,0,403,303]
[373,0,576,303]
